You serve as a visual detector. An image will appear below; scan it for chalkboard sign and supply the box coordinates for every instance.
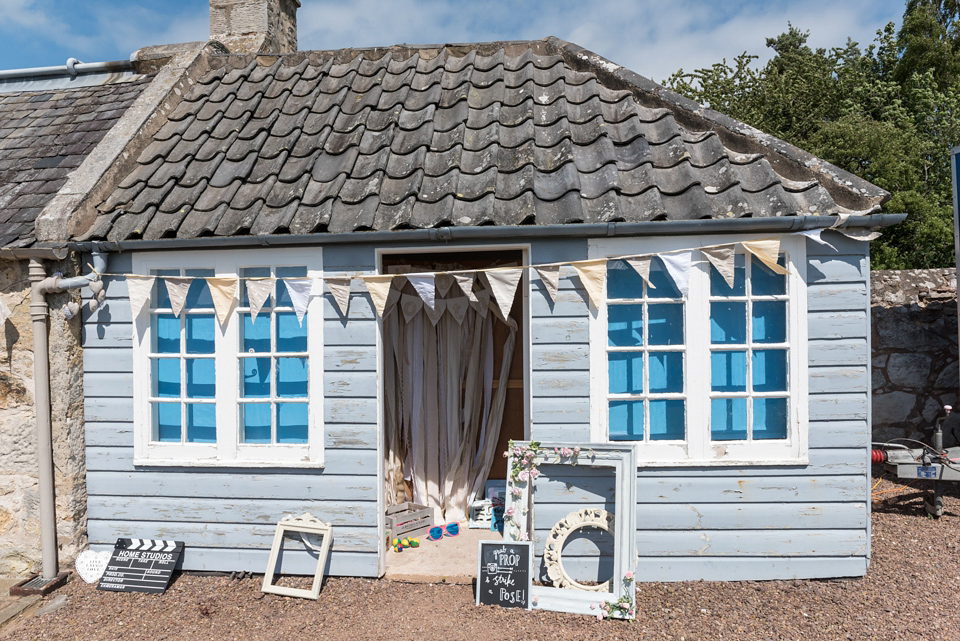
[476,541,533,609]
[97,538,184,595]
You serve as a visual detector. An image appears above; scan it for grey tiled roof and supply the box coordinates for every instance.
[84,39,890,242]
[0,77,151,248]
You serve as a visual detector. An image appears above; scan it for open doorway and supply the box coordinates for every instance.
[380,249,526,579]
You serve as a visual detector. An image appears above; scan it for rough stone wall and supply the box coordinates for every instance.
[0,257,86,576]
[872,268,959,443]
[209,0,299,52]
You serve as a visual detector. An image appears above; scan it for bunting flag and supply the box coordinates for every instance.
[485,268,523,320]
[245,278,275,322]
[659,251,692,297]
[361,275,395,317]
[0,296,10,326]
[472,288,490,318]
[206,278,238,326]
[283,278,313,325]
[797,228,837,252]
[164,277,191,318]
[572,259,608,309]
[836,228,882,241]
[127,275,156,319]
[626,256,654,288]
[533,265,560,303]
[454,273,477,301]
[400,293,423,322]
[325,278,352,317]
[742,239,789,275]
[424,299,446,326]
[435,273,455,297]
[447,296,469,325]
[407,274,436,309]
[701,245,737,288]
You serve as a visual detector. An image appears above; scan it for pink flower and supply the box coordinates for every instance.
[510,487,522,497]
[513,446,523,457]
[532,596,539,606]
[519,532,529,541]
[590,603,596,610]
[624,571,634,581]
[530,468,540,479]
[573,446,581,454]
[628,609,635,617]
[517,470,529,482]
[596,612,604,621]
[505,507,515,517]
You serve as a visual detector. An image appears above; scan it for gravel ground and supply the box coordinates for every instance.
[3,469,959,641]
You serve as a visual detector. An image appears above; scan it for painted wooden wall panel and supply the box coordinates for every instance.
[808,339,868,366]
[531,396,590,423]
[807,283,869,311]
[635,476,866,503]
[325,397,378,424]
[323,246,376,271]
[809,366,868,393]
[807,254,867,283]
[808,421,868,448]
[634,556,867,582]
[87,471,377,500]
[808,311,868,340]
[84,397,133,423]
[323,371,378,398]
[324,319,377,346]
[325,423,378,449]
[85,422,133,447]
[324,294,374,320]
[82,322,131,348]
[531,344,590,371]
[809,393,868,421]
[83,347,132,373]
[84,372,133,398]
[531,423,592,442]
[530,289,590,318]
[636,529,867,557]
[323,347,377,371]
[529,317,589,344]
[530,370,591,397]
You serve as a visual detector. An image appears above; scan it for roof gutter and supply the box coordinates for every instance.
[0,59,133,81]
[62,213,907,254]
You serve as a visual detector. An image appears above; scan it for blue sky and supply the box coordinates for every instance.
[1,0,905,82]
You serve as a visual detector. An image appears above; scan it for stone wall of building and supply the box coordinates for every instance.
[872,268,959,444]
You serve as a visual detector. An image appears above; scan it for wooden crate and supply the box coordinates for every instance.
[385,502,432,540]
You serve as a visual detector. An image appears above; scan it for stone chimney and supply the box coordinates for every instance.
[210,0,300,54]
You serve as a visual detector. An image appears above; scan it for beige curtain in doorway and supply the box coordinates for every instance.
[383,278,517,524]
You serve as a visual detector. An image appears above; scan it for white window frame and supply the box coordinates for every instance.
[131,247,324,467]
[588,234,808,466]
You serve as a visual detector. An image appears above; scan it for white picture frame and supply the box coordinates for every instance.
[261,513,332,600]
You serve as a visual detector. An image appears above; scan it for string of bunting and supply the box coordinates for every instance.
[118,228,856,324]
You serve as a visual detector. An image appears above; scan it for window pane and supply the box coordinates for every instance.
[186,403,216,443]
[711,350,747,392]
[153,314,180,354]
[275,266,307,307]
[606,260,645,299]
[277,403,308,443]
[186,358,216,398]
[647,304,683,345]
[754,398,788,439]
[608,305,643,347]
[185,270,215,308]
[152,271,176,308]
[648,352,682,393]
[751,256,786,296]
[608,352,643,394]
[186,314,216,354]
[152,358,180,397]
[242,313,271,353]
[276,312,307,352]
[277,357,308,397]
[241,357,271,398]
[753,349,787,392]
[241,267,271,307]
[649,399,684,440]
[241,403,272,443]
[647,259,680,299]
[752,301,786,343]
[710,302,746,344]
[154,402,181,442]
[709,254,745,296]
[609,400,644,441]
[711,398,747,441]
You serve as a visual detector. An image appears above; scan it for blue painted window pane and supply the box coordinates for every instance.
[608,352,643,395]
[276,312,307,352]
[242,357,271,398]
[710,302,746,344]
[277,357,308,397]
[185,270,214,308]
[607,305,643,347]
[606,260,645,299]
[751,256,786,296]
[609,400,644,441]
[753,349,787,392]
[647,259,680,299]
[649,400,684,440]
[709,254,745,296]
[275,266,307,307]
[752,301,786,343]
[241,267,271,307]
[152,270,177,308]
[186,314,216,354]
[711,398,747,440]
[152,359,180,397]
[648,352,682,393]
[186,403,216,443]
[154,402,181,442]
[242,313,271,353]
[647,304,683,345]
[153,314,180,354]
[186,358,216,398]
[241,403,272,443]
[754,398,788,439]
[277,403,308,443]
[711,350,747,392]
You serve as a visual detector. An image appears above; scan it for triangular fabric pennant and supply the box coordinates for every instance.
[407,274,436,309]
[126,276,155,319]
[797,228,838,252]
[206,277,238,326]
[472,288,490,318]
[435,273,455,297]
[534,265,560,303]
[835,228,882,241]
[626,256,654,288]
[283,278,313,325]
[659,251,692,297]
[742,239,789,275]
[424,299,446,326]
[447,296,469,325]
[362,275,395,317]
[325,278,352,317]
[400,293,423,322]
[701,245,737,288]
[0,296,10,326]
[246,279,275,322]
[164,277,191,318]
[485,268,523,320]
[454,273,477,301]
[572,259,607,309]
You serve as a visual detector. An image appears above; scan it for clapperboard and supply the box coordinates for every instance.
[476,541,533,609]
[97,538,184,594]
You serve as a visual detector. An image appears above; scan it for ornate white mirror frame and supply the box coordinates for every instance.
[261,513,333,600]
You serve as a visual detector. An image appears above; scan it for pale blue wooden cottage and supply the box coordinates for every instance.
[75,38,900,582]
